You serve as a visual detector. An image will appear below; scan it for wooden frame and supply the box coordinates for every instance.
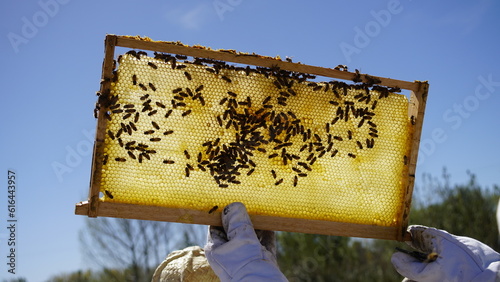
[75,34,428,241]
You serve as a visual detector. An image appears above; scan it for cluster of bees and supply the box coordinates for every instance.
[97,49,407,199]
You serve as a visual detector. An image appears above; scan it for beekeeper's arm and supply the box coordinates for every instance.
[392,225,500,282]
[204,202,288,281]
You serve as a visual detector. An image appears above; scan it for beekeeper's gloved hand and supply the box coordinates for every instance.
[391,225,500,282]
[204,202,288,281]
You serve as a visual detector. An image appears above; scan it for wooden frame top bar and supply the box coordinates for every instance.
[114,35,421,92]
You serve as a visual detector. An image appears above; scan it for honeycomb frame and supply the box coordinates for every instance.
[75,35,429,241]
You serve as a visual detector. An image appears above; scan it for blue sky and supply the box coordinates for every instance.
[1,0,499,280]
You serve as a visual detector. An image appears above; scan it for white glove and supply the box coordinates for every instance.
[391,225,500,282]
[204,202,288,282]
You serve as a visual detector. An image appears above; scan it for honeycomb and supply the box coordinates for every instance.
[97,51,413,227]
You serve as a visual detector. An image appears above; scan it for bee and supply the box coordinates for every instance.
[184,150,191,159]
[208,205,219,214]
[331,117,339,125]
[163,159,175,164]
[186,88,193,96]
[352,69,362,83]
[357,141,363,149]
[115,157,126,162]
[358,118,365,128]
[165,109,173,119]
[348,153,356,158]
[227,91,237,98]
[198,96,206,106]
[152,121,160,130]
[274,178,283,185]
[313,85,322,91]
[108,130,115,140]
[102,154,108,165]
[298,162,312,171]
[175,54,188,60]
[182,110,192,117]
[150,138,161,142]
[368,121,377,128]
[127,151,136,159]
[331,149,338,157]
[176,65,187,70]
[185,167,190,177]
[186,164,194,171]
[104,190,114,199]
[278,101,287,106]
[140,94,150,101]
[138,83,147,91]
[147,62,158,69]
[369,132,379,138]
[404,155,408,165]
[411,115,416,125]
[184,71,192,80]
[123,113,132,120]
[263,96,271,104]
[318,150,326,158]
[334,136,343,141]
[172,87,182,93]
[309,157,317,165]
[292,167,302,173]
[196,85,204,92]
[156,102,166,108]
[149,83,156,91]
[219,184,228,188]
[395,247,439,263]
[371,100,378,110]
[298,173,307,177]
[271,170,277,179]
[268,153,278,160]
[144,130,155,135]
[163,130,174,135]
[293,176,298,186]
[257,148,267,153]
[221,76,231,83]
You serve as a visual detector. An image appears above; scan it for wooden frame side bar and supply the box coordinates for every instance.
[400,81,429,237]
[111,35,419,92]
[76,201,409,241]
[87,35,117,217]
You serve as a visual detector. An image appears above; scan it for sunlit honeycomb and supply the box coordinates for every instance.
[97,52,413,227]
